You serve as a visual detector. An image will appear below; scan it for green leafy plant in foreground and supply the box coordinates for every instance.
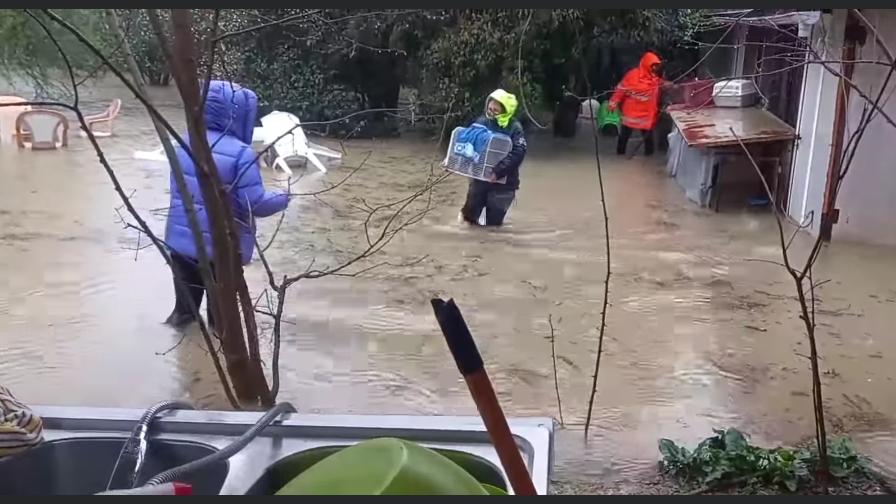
[659,428,870,492]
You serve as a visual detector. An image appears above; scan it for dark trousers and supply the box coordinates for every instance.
[617,126,655,156]
[168,252,216,328]
[461,181,516,226]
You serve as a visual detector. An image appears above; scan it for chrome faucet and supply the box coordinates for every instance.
[106,400,194,490]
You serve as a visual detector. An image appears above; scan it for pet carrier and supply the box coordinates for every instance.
[442,126,513,183]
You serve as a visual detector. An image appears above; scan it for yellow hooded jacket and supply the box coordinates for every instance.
[486,89,519,129]
[473,89,528,189]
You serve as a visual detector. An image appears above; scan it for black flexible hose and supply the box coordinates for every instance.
[145,402,297,486]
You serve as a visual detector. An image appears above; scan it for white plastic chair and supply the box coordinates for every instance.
[251,126,267,146]
[258,111,342,176]
[81,98,121,138]
[0,96,31,146]
[16,109,69,150]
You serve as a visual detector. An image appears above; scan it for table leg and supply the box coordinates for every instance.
[711,161,721,212]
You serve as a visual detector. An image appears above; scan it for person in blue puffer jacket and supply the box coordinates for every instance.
[164,80,290,328]
[459,89,527,226]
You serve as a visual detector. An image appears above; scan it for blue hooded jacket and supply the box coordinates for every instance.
[164,81,289,265]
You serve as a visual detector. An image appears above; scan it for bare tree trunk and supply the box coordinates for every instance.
[105,8,243,409]
[165,8,272,407]
[795,279,828,477]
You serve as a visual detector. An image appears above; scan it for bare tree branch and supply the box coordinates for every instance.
[548,314,564,427]
[730,125,830,479]
[213,9,322,43]
[666,10,756,84]
[288,152,370,197]
[286,172,448,284]
[851,9,895,65]
[583,96,611,437]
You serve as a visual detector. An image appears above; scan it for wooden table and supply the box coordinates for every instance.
[667,105,797,211]
[668,105,796,148]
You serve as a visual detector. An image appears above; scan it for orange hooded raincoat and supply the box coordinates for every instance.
[609,51,663,131]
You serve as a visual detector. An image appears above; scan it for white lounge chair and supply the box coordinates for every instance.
[258,111,342,176]
[0,96,31,146]
[16,109,69,150]
[133,130,276,163]
[81,98,121,138]
[133,147,168,162]
[133,134,175,162]
[134,129,270,163]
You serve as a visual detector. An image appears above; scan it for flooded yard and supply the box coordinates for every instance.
[1,82,894,486]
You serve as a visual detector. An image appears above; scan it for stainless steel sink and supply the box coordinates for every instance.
[4,406,553,495]
[0,437,227,495]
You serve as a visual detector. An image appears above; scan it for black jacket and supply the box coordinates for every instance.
[472,115,528,190]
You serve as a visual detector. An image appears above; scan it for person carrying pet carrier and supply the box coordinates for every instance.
[458,89,528,227]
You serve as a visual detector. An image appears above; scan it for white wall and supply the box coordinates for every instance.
[833,9,896,246]
[787,11,847,232]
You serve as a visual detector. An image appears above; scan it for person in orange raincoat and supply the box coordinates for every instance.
[608,51,665,156]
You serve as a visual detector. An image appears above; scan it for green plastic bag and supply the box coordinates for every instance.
[275,438,494,495]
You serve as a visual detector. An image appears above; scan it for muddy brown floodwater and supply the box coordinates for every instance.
[1,81,894,486]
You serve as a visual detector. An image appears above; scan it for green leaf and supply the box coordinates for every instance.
[783,477,798,492]
[658,438,680,461]
[703,467,724,484]
[829,460,849,478]
[792,460,810,479]
[723,428,748,453]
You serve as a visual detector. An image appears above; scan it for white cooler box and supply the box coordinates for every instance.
[712,79,759,108]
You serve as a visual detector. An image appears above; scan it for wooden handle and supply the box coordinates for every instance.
[431,298,537,496]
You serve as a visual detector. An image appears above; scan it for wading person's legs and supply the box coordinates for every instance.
[167,252,206,328]
[617,125,633,155]
[461,180,489,225]
[484,189,516,226]
[642,128,655,156]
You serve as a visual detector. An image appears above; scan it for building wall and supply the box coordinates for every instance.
[787,10,847,233]
[832,9,896,246]
[696,28,740,79]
